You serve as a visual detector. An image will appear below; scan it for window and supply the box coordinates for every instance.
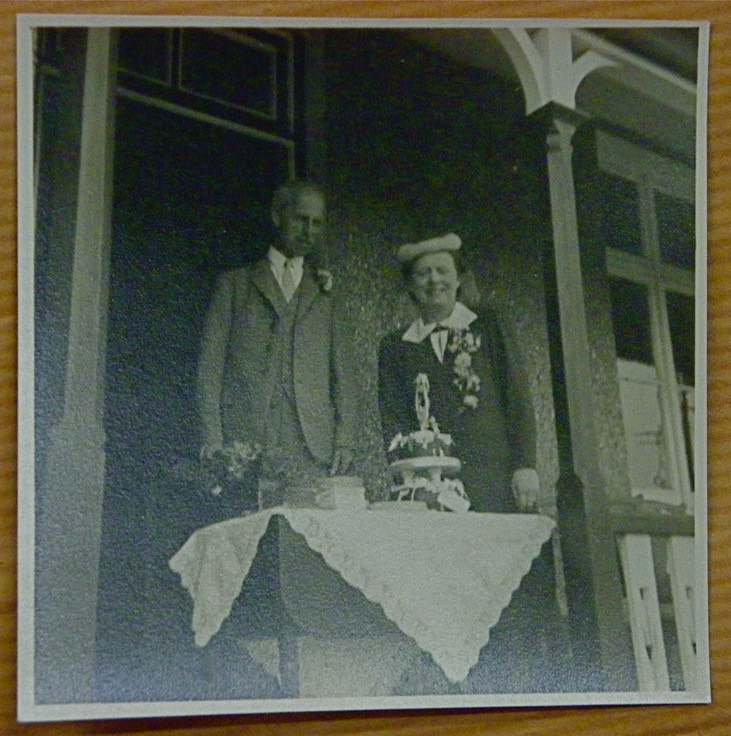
[598,132,695,509]
[116,28,295,138]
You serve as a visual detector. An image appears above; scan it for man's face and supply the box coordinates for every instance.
[272,190,326,258]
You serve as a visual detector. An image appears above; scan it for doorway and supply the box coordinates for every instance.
[94,28,299,700]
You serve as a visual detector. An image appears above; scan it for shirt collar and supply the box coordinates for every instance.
[268,246,304,272]
[401,302,477,343]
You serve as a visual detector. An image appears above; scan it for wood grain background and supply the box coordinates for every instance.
[3,1,729,734]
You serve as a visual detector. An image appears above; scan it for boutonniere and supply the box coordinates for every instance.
[315,268,333,293]
[445,328,482,409]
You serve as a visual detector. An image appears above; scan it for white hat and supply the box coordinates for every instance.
[397,233,461,263]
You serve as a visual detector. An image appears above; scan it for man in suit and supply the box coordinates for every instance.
[197,179,358,506]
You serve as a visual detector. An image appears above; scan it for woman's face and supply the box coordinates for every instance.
[409,251,460,320]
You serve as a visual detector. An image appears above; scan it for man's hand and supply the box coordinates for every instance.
[511,467,540,512]
[329,447,354,476]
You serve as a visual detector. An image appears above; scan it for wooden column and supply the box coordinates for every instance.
[35,28,117,704]
[540,104,636,690]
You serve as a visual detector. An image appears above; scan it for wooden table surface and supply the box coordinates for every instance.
[2,1,729,734]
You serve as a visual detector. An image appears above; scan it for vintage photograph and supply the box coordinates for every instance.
[17,16,709,720]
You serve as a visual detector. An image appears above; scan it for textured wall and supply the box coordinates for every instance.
[317,32,638,509]
[472,149,562,512]
[318,30,562,505]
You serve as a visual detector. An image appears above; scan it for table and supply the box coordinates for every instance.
[169,506,554,696]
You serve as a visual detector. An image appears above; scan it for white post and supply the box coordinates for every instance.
[35,27,116,704]
[666,535,697,690]
[618,534,670,691]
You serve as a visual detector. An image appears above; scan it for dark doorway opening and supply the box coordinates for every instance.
[95,83,295,701]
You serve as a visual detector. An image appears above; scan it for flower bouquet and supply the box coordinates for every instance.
[200,441,262,513]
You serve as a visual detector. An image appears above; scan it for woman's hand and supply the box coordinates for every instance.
[511,467,540,512]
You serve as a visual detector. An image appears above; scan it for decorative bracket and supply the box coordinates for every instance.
[493,28,617,114]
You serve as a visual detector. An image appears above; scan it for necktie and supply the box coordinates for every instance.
[281,259,296,302]
[432,325,449,363]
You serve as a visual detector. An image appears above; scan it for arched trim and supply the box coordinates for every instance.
[493,28,617,114]
[492,28,549,114]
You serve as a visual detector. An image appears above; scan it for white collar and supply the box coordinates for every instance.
[401,302,477,343]
[267,246,304,272]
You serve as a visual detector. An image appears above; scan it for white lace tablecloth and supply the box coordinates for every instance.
[169,507,554,683]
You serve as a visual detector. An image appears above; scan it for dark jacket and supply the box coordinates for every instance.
[378,307,536,512]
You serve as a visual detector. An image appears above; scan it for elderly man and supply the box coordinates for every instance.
[197,179,358,506]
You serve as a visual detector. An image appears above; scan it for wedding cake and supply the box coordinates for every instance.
[386,374,470,512]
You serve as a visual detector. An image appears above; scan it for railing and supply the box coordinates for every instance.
[617,532,696,691]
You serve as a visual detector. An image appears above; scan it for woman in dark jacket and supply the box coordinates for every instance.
[377,233,571,694]
[378,233,538,513]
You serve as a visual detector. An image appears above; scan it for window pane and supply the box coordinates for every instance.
[601,173,643,256]
[666,292,695,386]
[179,29,277,119]
[118,29,172,85]
[611,279,676,501]
[617,360,673,496]
[666,291,695,485]
[609,278,653,364]
[656,191,695,270]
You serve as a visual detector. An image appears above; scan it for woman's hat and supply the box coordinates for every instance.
[397,233,461,263]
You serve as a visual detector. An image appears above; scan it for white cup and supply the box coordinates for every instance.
[318,476,367,510]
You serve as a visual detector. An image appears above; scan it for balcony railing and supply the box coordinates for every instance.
[617,532,697,691]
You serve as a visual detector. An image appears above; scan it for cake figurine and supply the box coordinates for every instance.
[387,373,471,512]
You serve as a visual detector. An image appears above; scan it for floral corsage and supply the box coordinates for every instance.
[445,328,482,409]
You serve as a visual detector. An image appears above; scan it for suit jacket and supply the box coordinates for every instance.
[378,308,536,512]
[197,259,358,465]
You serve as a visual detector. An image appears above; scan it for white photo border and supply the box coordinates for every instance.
[16,13,711,722]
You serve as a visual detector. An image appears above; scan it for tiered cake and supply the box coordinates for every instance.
[386,373,470,512]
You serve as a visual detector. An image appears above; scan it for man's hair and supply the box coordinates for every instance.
[271,179,326,214]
